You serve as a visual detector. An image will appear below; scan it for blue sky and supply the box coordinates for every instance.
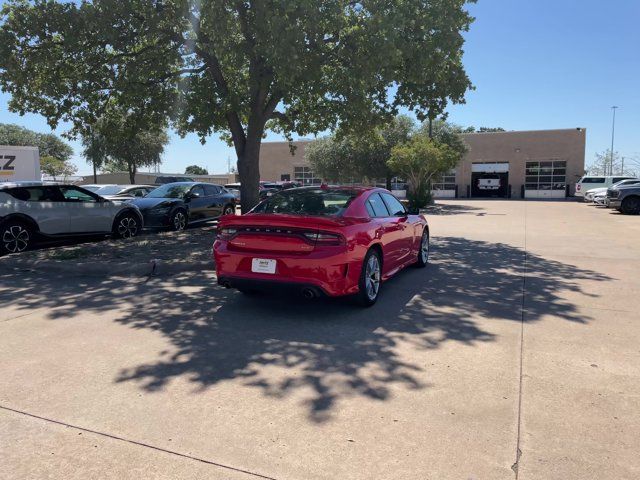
[1,0,638,175]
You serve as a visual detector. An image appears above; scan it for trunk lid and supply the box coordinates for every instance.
[218,213,349,253]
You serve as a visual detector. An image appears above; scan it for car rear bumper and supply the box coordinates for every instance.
[213,241,362,297]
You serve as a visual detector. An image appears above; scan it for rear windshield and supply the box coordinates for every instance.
[580,177,605,184]
[252,188,357,216]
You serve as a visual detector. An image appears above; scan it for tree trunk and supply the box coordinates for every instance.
[93,161,97,183]
[127,161,136,184]
[237,133,262,213]
[385,174,392,190]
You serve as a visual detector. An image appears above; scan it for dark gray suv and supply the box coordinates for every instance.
[607,184,640,214]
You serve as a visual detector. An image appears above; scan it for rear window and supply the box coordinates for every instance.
[252,188,357,216]
[580,177,605,184]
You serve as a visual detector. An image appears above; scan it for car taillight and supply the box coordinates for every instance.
[218,227,237,240]
[302,231,345,245]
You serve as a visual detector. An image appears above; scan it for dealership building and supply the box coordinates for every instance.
[259,128,586,199]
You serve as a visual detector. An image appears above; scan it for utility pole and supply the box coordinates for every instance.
[621,157,624,175]
[609,106,618,176]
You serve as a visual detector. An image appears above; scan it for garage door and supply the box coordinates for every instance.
[525,160,566,199]
[471,163,510,198]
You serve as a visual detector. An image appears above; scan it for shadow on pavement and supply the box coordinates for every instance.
[425,203,485,216]
[0,236,611,422]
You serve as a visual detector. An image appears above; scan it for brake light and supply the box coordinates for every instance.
[218,227,237,240]
[302,231,345,245]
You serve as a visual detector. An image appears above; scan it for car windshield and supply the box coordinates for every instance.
[252,188,357,216]
[83,185,101,192]
[94,186,125,195]
[146,184,192,199]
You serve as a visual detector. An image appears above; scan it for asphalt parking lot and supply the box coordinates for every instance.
[1,200,639,480]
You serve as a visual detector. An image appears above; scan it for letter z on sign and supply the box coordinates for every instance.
[0,155,16,172]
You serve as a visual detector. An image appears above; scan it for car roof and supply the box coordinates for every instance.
[282,185,375,193]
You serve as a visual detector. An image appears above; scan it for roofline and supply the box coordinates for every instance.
[259,129,587,145]
[461,128,586,136]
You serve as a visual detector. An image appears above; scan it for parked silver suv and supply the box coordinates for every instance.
[0,183,143,254]
[607,184,640,215]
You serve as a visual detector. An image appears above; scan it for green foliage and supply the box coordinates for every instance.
[477,127,505,132]
[0,123,73,160]
[306,115,415,185]
[0,0,474,211]
[80,110,169,183]
[388,134,461,209]
[185,165,208,175]
[40,155,77,179]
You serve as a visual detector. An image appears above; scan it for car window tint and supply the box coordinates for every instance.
[203,184,220,196]
[253,188,357,216]
[380,192,406,216]
[191,185,206,197]
[61,186,97,203]
[8,186,64,202]
[613,177,632,183]
[367,193,390,217]
[580,177,605,183]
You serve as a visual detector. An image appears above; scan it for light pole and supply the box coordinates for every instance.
[609,106,618,176]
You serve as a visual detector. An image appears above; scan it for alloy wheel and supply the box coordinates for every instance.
[173,211,187,230]
[223,206,234,216]
[117,217,138,238]
[421,233,430,263]
[365,254,381,301]
[2,225,30,253]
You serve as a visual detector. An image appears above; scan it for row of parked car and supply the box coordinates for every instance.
[575,175,640,214]
[0,181,238,254]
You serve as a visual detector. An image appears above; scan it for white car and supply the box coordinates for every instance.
[575,176,636,198]
[83,184,155,201]
[0,183,143,254]
[478,177,500,190]
[584,179,640,203]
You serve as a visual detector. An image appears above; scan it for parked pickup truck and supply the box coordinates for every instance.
[607,183,640,214]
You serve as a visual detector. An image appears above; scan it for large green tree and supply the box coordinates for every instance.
[306,115,415,186]
[185,165,208,175]
[81,110,169,183]
[0,123,73,160]
[40,155,77,180]
[0,0,474,211]
[388,133,462,209]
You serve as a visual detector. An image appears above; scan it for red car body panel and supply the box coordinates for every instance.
[213,187,428,297]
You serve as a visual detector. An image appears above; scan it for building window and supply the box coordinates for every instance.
[525,160,566,190]
[294,166,321,185]
[432,170,456,190]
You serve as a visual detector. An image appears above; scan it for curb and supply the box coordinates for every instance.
[0,258,215,278]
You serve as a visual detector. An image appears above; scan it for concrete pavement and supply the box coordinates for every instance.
[1,200,638,479]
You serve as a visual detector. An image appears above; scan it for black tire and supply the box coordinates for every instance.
[222,204,235,216]
[356,248,382,307]
[414,229,429,268]
[170,209,188,231]
[1,220,33,255]
[621,196,640,215]
[112,212,141,239]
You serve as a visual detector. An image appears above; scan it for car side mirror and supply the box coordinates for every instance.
[186,192,200,200]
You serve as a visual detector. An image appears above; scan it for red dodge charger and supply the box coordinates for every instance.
[213,186,429,306]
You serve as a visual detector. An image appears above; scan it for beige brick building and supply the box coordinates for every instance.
[259,128,586,199]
